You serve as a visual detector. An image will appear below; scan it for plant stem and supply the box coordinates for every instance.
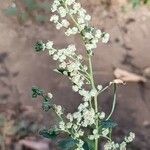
[88,55,99,150]
[106,83,117,120]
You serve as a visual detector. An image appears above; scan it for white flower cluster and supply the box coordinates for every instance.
[44,41,89,93]
[104,132,135,150]
[89,129,100,140]
[54,105,63,116]
[50,0,110,55]
[57,101,97,149]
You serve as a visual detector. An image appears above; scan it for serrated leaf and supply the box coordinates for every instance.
[58,138,77,150]
[31,86,44,98]
[3,7,18,16]
[39,129,58,139]
[101,120,117,129]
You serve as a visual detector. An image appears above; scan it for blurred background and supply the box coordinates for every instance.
[0,0,150,150]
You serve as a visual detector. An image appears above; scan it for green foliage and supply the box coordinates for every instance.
[31,86,53,112]
[32,86,44,98]
[58,138,77,150]
[34,41,45,52]
[39,129,59,139]
[84,139,95,150]
[101,120,118,129]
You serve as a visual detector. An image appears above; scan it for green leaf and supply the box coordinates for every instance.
[31,86,44,98]
[42,100,52,112]
[39,129,58,139]
[101,120,117,129]
[84,139,94,150]
[58,138,77,150]
[34,41,45,52]
[3,7,18,16]
[83,141,90,150]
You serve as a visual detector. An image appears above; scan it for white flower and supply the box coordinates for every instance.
[61,19,70,28]
[72,27,78,34]
[49,49,56,55]
[65,28,72,36]
[72,85,79,92]
[67,44,76,52]
[102,33,110,43]
[59,62,67,68]
[95,29,102,38]
[104,142,113,150]
[53,54,59,60]
[85,32,93,39]
[77,17,84,24]
[59,121,65,130]
[46,41,53,49]
[97,85,103,91]
[67,113,73,122]
[85,43,96,51]
[58,6,67,17]
[125,132,135,143]
[73,3,81,11]
[66,122,72,129]
[102,128,109,136]
[54,105,63,115]
[85,15,91,21]
[120,142,127,150]
[82,108,95,127]
[56,23,63,30]
[50,15,59,23]
[51,0,60,12]
[90,89,97,97]
[48,93,53,99]
[89,129,100,140]
[99,112,105,119]
[65,0,75,6]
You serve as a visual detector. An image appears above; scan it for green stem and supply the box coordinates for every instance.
[88,55,99,150]
[106,83,117,120]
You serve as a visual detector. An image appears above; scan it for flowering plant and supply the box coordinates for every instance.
[32,0,135,149]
